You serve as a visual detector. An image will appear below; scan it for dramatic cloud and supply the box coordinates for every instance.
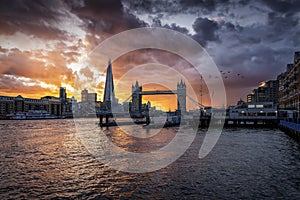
[0,0,299,107]
[192,17,220,46]
[0,0,86,41]
[0,74,57,98]
[122,0,299,104]
[72,0,147,51]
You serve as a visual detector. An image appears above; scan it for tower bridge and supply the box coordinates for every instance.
[131,80,187,113]
[99,59,205,127]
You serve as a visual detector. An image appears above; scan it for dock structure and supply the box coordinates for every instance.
[98,112,113,127]
[198,116,211,128]
[224,116,278,126]
[98,111,149,127]
[197,116,278,128]
[279,120,300,141]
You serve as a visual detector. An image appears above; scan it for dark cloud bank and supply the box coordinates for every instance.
[0,0,299,104]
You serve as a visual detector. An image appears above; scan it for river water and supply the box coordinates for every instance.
[0,119,299,199]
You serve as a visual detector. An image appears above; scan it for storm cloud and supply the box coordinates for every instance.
[0,0,299,105]
[122,0,300,104]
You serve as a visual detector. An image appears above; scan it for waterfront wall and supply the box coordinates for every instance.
[279,120,300,141]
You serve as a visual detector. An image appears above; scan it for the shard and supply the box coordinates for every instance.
[103,59,116,110]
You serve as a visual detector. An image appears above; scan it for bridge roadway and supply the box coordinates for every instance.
[139,90,177,95]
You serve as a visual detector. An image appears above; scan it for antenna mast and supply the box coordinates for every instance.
[200,76,203,109]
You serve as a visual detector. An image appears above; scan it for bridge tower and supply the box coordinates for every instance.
[177,80,186,112]
[131,81,142,112]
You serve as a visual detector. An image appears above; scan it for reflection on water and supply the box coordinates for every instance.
[0,119,299,199]
[75,118,197,173]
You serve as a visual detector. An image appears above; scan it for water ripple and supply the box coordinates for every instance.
[0,119,299,199]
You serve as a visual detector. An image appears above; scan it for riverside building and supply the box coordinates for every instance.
[0,87,75,119]
[246,80,279,105]
[277,51,300,111]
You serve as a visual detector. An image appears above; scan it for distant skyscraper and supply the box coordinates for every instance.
[103,59,117,111]
[294,51,300,65]
[286,63,294,72]
[81,88,88,102]
[87,93,97,102]
[81,88,97,102]
[59,87,66,101]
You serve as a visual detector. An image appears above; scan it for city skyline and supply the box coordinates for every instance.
[0,54,295,111]
[0,0,300,108]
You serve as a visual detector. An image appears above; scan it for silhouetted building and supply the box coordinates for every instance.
[123,102,130,112]
[0,96,14,116]
[0,89,76,118]
[102,60,118,111]
[88,93,97,102]
[81,88,88,102]
[59,87,67,101]
[59,87,73,116]
[249,80,279,105]
[294,51,300,65]
[103,60,115,102]
[41,96,62,116]
[81,88,97,103]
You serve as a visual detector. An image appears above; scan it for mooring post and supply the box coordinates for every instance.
[100,115,103,126]
[105,114,109,127]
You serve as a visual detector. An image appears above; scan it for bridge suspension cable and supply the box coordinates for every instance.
[186,95,206,108]
[122,93,205,108]
[123,94,132,102]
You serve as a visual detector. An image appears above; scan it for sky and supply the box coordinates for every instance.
[0,0,299,110]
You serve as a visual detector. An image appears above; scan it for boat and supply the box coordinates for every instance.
[8,110,58,120]
[10,113,26,120]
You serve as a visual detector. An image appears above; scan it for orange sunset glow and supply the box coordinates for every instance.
[0,42,211,111]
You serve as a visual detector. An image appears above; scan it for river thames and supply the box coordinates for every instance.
[0,119,299,199]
